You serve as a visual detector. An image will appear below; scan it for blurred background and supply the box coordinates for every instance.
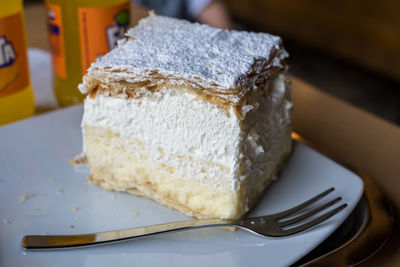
[24,0,400,125]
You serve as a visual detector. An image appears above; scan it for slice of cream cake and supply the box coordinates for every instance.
[78,14,293,219]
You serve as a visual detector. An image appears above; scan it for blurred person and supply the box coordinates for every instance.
[133,0,233,29]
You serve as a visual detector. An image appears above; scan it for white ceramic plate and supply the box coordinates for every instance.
[0,106,363,267]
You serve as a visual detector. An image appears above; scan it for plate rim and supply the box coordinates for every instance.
[292,133,393,266]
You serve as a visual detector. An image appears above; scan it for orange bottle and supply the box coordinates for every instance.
[45,0,130,106]
[0,0,35,126]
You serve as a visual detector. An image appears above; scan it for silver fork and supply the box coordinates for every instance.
[22,187,347,250]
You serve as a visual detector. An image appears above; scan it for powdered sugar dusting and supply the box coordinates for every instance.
[89,15,287,91]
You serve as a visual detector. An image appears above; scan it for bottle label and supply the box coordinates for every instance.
[46,2,67,79]
[0,12,29,97]
[78,3,130,75]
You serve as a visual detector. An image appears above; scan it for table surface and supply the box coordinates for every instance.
[23,3,400,266]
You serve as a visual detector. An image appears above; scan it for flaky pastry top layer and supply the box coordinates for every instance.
[79,14,288,117]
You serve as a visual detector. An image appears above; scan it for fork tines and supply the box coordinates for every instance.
[274,188,348,235]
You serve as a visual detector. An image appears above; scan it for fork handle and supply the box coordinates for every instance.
[22,218,235,250]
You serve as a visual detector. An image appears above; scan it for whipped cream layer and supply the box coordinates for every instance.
[82,75,292,192]
[83,88,242,172]
[241,75,292,191]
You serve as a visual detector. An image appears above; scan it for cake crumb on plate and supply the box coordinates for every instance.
[19,193,34,203]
